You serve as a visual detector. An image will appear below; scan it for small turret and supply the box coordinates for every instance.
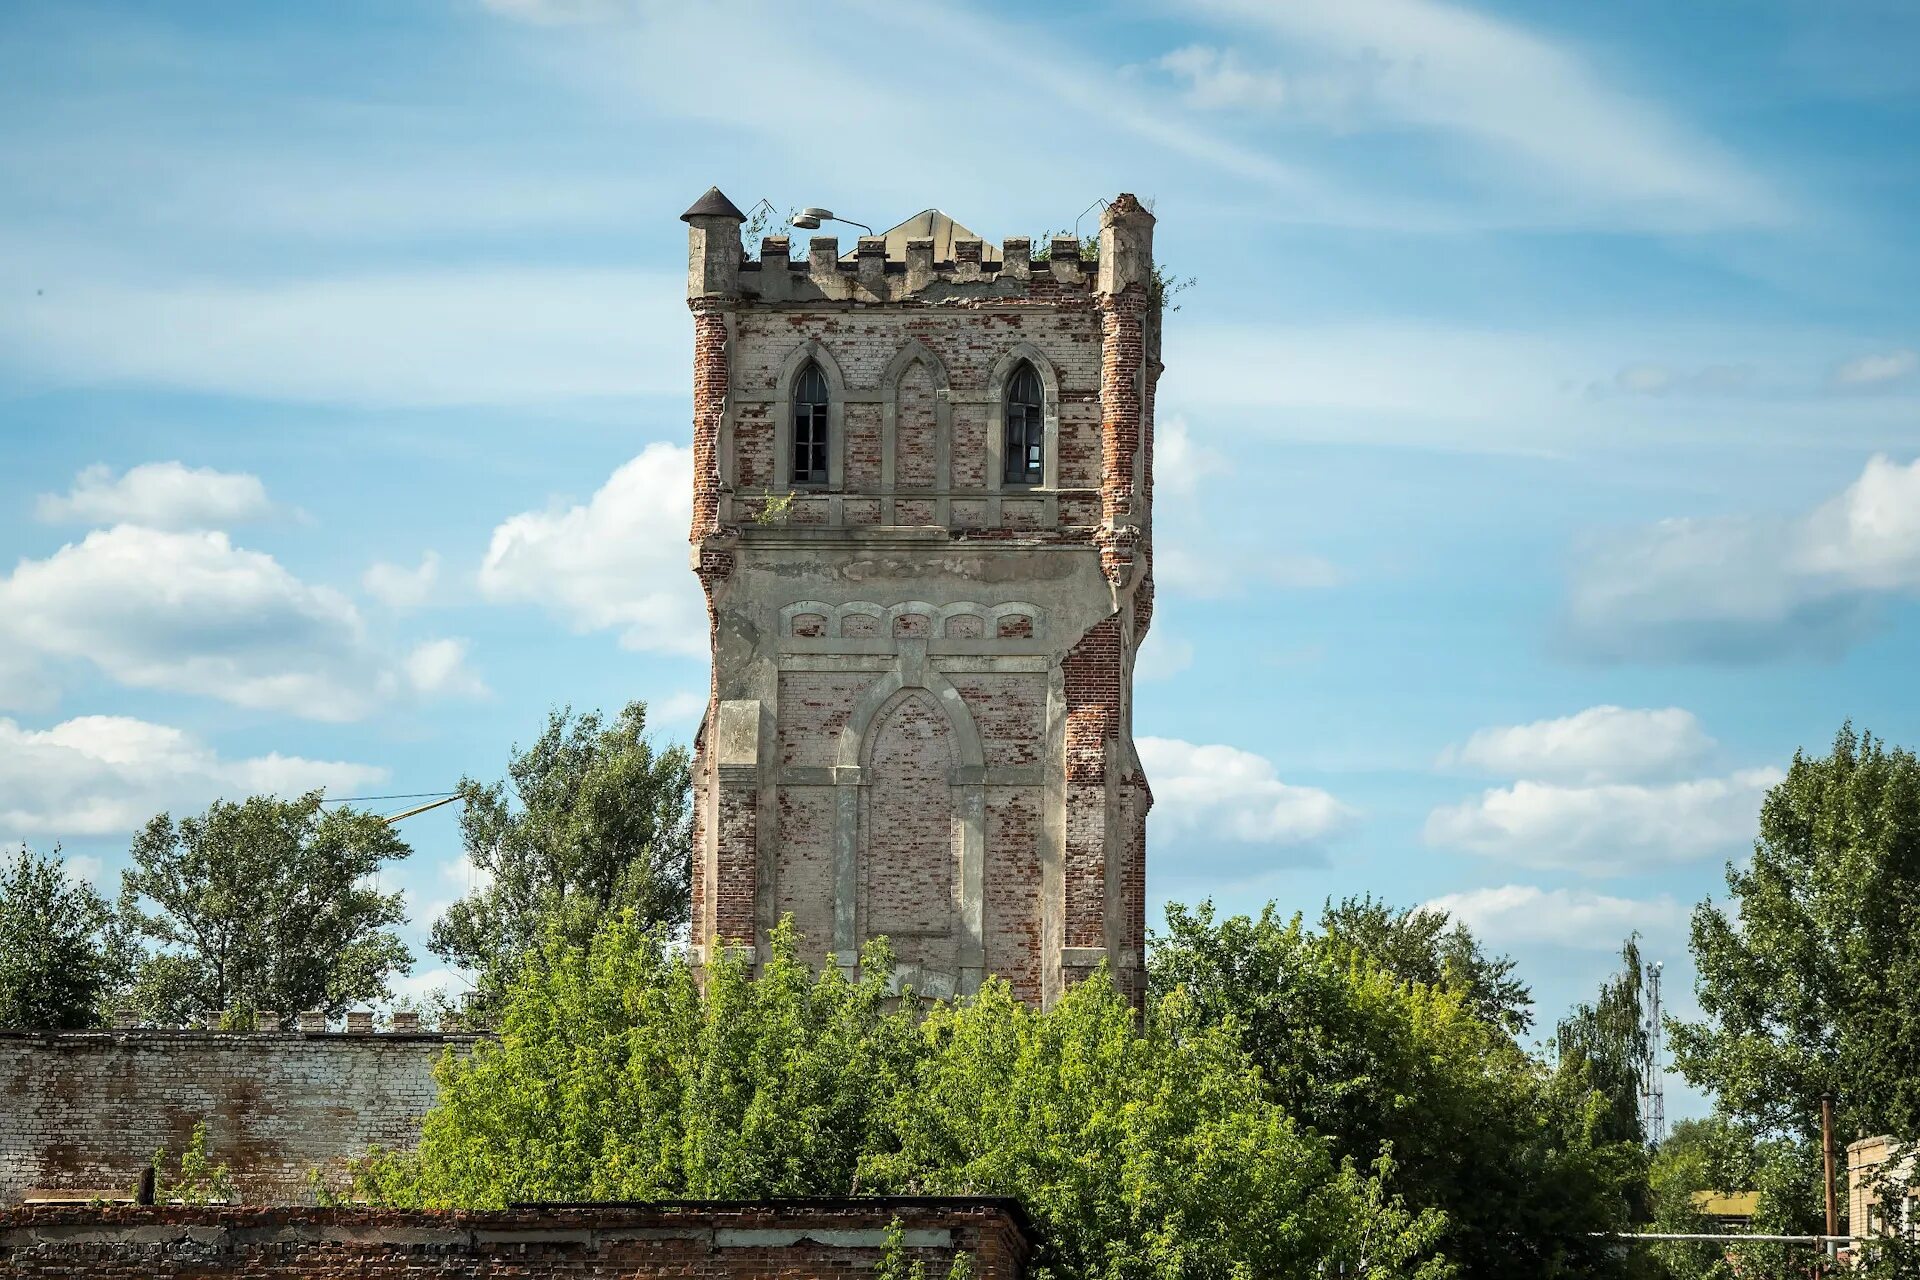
[1097,193,1155,297]
[682,186,746,300]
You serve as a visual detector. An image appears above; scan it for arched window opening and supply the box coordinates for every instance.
[791,362,830,486]
[1003,363,1044,487]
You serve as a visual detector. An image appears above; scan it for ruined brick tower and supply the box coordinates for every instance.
[684,189,1157,1005]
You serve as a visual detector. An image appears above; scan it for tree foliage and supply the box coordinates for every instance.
[1642,1118,1749,1280]
[1151,900,1647,1280]
[429,702,691,1013]
[1554,936,1650,1151]
[1319,894,1534,1035]
[363,916,1452,1280]
[118,792,412,1025]
[1671,724,1920,1144]
[0,844,120,1028]
[150,1121,236,1205]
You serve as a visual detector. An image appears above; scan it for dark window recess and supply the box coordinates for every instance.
[791,363,830,485]
[1003,364,1044,486]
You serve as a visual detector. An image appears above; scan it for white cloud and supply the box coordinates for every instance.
[1135,634,1195,682]
[36,462,273,530]
[1440,705,1714,784]
[1563,454,1920,661]
[363,551,441,609]
[0,714,386,838]
[0,645,57,714]
[1423,884,1687,950]
[1833,349,1918,388]
[1156,418,1225,499]
[1177,0,1779,228]
[1610,363,1753,397]
[440,851,496,896]
[61,854,106,887]
[385,966,474,1008]
[1138,736,1354,845]
[647,689,710,728]
[1159,544,1339,598]
[411,853,499,942]
[0,527,380,719]
[0,526,466,720]
[1157,46,1297,113]
[1423,768,1779,876]
[0,268,685,408]
[478,0,627,22]
[479,442,706,657]
[404,638,489,699]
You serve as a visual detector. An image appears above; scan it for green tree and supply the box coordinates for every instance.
[1554,937,1650,1150]
[429,702,691,1013]
[1151,900,1645,1280]
[1670,724,1920,1146]
[0,844,118,1028]
[1320,893,1534,1035]
[1643,1118,1741,1280]
[119,792,412,1025]
[363,915,1452,1280]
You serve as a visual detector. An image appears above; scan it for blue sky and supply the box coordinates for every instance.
[4,0,1919,1117]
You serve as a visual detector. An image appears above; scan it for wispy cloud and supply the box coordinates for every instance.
[1832,348,1917,389]
[1424,884,1687,951]
[364,552,442,610]
[37,462,273,530]
[1172,0,1781,229]
[1562,454,1920,662]
[1439,705,1714,784]
[0,267,684,408]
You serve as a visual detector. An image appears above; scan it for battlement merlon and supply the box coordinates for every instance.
[680,189,1154,305]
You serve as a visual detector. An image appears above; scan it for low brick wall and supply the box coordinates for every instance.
[0,1201,1031,1278]
[0,1029,480,1205]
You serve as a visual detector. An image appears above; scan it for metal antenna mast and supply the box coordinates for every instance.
[1641,960,1666,1145]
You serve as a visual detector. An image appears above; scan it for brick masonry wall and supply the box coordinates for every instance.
[862,691,959,978]
[686,200,1157,1005]
[0,1201,1032,1279]
[0,1031,476,1206]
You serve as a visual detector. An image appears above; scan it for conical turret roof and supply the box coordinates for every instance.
[680,186,746,222]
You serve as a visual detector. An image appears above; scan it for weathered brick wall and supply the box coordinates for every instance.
[0,1030,476,1206]
[0,1201,1031,1279]
[683,193,1159,1006]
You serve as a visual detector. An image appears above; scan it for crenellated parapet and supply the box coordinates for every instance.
[727,234,1098,305]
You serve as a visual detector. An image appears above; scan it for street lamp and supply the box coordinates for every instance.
[790,207,873,235]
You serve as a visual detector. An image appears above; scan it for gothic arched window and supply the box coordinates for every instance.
[1003,363,1044,486]
[791,362,830,485]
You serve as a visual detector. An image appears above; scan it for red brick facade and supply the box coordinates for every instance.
[681,193,1158,1005]
[0,1201,1030,1279]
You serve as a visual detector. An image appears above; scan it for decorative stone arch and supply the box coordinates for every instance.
[836,665,984,773]
[779,600,835,637]
[989,600,1046,640]
[884,599,938,639]
[836,601,885,638]
[985,343,1062,494]
[772,339,848,494]
[880,339,953,522]
[829,655,986,992]
[936,601,990,639]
